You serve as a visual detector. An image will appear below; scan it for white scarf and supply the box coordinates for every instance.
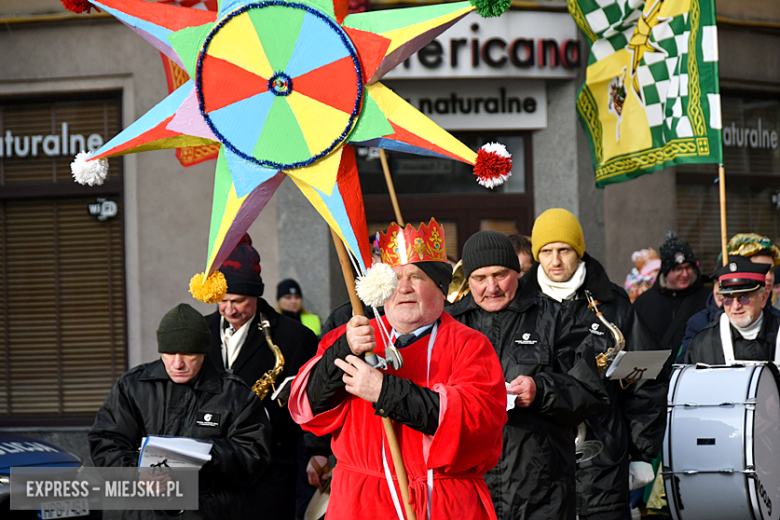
[537,260,587,302]
[219,315,253,370]
[733,312,764,340]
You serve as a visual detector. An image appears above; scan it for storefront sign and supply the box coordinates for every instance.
[0,123,104,158]
[722,119,778,150]
[384,11,579,80]
[385,79,546,130]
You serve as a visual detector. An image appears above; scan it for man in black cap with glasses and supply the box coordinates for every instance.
[685,255,780,364]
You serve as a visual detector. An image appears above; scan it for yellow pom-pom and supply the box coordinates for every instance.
[189,270,228,303]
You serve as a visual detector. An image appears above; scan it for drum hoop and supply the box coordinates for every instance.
[746,366,762,520]
[664,365,687,520]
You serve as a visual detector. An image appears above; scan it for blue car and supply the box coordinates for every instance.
[0,434,101,519]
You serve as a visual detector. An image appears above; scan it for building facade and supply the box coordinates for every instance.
[0,0,778,451]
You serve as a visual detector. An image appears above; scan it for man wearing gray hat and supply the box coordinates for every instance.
[686,255,780,364]
[448,229,608,520]
[89,303,271,519]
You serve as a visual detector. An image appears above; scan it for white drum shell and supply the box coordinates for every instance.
[664,364,780,520]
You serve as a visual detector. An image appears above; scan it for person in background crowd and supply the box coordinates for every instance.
[290,219,507,520]
[204,234,318,520]
[90,304,271,520]
[774,266,780,312]
[449,227,608,520]
[624,248,661,303]
[676,266,723,363]
[685,256,780,364]
[277,278,322,336]
[518,210,664,520]
[507,233,534,278]
[633,232,710,359]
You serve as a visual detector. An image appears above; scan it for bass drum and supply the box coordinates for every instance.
[664,364,780,520]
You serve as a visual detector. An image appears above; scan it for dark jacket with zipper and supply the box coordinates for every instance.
[448,275,608,520]
[205,297,318,520]
[685,306,780,364]
[524,254,668,516]
[633,272,710,356]
[89,359,271,520]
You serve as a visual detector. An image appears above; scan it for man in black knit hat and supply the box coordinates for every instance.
[634,231,710,357]
[203,233,318,520]
[448,226,610,520]
[90,303,271,520]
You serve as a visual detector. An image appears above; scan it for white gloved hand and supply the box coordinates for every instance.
[628,461,655,490]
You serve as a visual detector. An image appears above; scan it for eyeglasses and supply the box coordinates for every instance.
[671,264,694,274]
[723,294,754,306]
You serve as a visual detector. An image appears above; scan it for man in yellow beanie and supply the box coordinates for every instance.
[526,209,667,520]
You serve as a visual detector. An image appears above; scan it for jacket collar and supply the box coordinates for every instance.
[520,253,614,302]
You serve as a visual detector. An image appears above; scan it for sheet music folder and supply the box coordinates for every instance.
[606,350,672,380]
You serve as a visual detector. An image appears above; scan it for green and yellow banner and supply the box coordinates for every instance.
[567,0,722,187]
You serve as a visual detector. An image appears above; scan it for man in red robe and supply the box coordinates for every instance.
[290,219,507,520]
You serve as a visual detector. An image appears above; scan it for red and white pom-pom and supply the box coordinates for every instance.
[356,262,398,307]
[61,0,94,13]
[71,151,108,186]
[474,142,512,189]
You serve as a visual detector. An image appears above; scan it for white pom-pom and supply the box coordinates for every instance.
[71,151,108,186]
[356,263,398,307]
[481,142,511,158]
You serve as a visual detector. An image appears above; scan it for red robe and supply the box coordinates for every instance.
[290,312,507,520]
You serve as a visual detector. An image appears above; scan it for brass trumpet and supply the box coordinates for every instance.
[252,312,286,406]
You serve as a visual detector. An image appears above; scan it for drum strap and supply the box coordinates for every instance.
[719,313,780,364]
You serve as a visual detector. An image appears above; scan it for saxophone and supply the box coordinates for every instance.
[584,290,625,372]
[251,313,286,406]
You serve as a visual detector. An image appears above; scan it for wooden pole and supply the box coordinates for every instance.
[329,227,416,520]
[718,163,728,266]
[379,149,405,225]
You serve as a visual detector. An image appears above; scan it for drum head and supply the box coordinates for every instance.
[753,367,780,520]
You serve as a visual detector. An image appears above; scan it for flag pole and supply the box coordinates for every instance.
[718,163,728,266]
[379,149,405,225]
[329,227,417,520]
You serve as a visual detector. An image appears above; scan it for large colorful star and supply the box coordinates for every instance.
[67,0,511,302]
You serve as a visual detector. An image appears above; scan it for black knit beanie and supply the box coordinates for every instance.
[157,303,211,354]
[462,230,522,278]
[277,278,303,300]
[415,261,453,296]
[659,231,698,275]
[219,233,265,297]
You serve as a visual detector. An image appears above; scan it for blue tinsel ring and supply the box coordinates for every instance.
[268,72,293,97]
[196,1,364,170]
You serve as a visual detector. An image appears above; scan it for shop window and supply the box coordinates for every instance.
[0,92,125,424]
[678,183,780,274]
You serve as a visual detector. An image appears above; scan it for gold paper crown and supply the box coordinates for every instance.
[378,218,447,267]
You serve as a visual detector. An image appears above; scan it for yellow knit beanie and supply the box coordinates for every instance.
[531,208,586,260]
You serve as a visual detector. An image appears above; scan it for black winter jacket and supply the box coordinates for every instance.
[205,298,318,520]
[685,307,780,364]
[449,280,608,520]
[89,359,271,520]
[525,255,668,516]
[633,273,710,355]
